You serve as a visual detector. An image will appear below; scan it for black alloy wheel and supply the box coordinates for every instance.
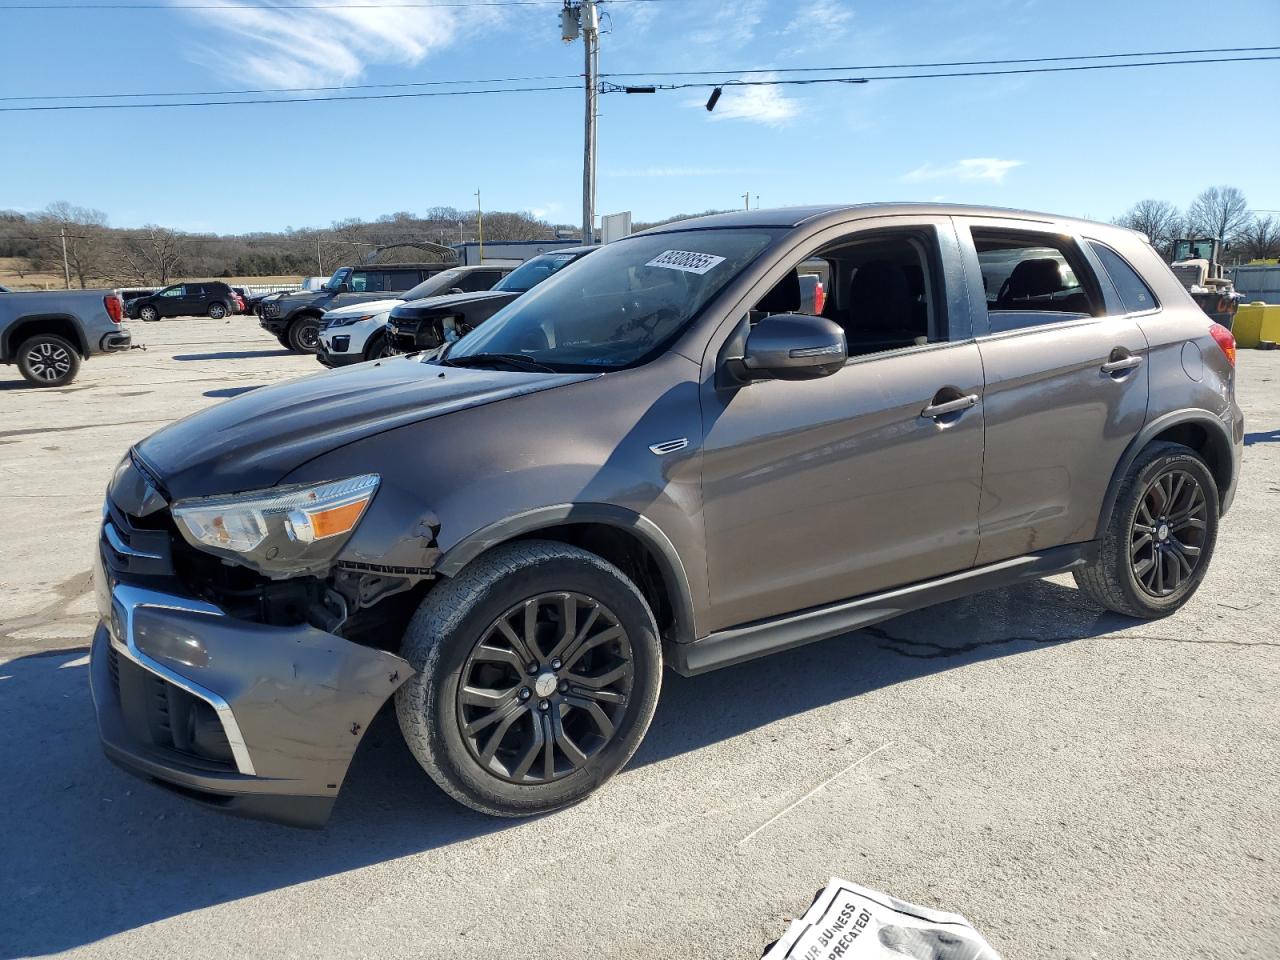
[456,592,634,784]
[1130,468,1207,597]
[1074,442,1219,619]
[289,317,321,352]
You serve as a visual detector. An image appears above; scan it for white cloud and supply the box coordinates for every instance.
[181,0,498,88]
[901,158,1024,184]
[697,76,799,127]
[691,0,765,47]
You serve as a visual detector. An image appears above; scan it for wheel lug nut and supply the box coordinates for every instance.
[538,699,550,711]
[528,663,539,674]
[551,659,562,670]
[519,687,531,700]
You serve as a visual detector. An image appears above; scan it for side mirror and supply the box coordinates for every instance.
[728,313,847,382]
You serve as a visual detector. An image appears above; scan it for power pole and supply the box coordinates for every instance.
[475,189,484,263]
[743,192,750,211]
[562,0,599,244]
[315,236,323,273]
[59,227,71,289]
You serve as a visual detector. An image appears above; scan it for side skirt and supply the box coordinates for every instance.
[666,541,1099,677]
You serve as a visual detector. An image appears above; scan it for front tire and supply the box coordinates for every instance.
[287,316,320,353]
[396,540,662,817]
[363,329,393,361]
[1074,442,1219,618]
[17,334,81,387]
[139,305,158,322]
[208,301,228,319]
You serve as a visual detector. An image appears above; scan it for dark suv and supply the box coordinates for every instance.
[261,263,457,353]
[128,282,238,321]
[91,204,1242,827]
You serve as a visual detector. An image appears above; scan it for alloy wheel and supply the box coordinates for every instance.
[25,341,72,382]
[1130,468,1207,597]
[456,592,634,784]
[298,323,320,351]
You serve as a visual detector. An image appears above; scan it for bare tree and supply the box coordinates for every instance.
[1114,199,1183,256]
[480,211,554,242]
[115,226,186,285]
[34,202,112,288]
[1237,215,1280,262]
[1187,186,1250,245]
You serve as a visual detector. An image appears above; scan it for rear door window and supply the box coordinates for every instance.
[971,230,1101,333]
[458,270,500,292]
[1089,241,1159,315]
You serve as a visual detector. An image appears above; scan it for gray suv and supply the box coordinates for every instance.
[91,204,1242,826]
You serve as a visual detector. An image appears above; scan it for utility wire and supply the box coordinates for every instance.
[0,72,582,102]
[603,55,1280,91]
[10,46,1272,104]
[3,54,1275,112]
[0,82,580,111]
[601,45,1280,77]
[0,0,672,8]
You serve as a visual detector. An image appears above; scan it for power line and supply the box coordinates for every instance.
[601,45,1280,78]
[3,54,1275,113]
[0,82,580,111]
[10,46,1271,104]
[0,72,582,102]
[0,0,671,8]
[604,55,1280,92]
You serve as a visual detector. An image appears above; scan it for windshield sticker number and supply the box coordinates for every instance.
[645,250,727,275]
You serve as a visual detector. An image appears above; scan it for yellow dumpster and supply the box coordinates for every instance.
[1233,302,1280,348]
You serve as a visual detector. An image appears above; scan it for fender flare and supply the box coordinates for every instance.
[2,312,89,361]
[1095,409,1235,537]
[436,503,698,643]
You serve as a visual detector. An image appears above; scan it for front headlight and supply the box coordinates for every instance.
[171,474,379,576]
[326,313,374,329]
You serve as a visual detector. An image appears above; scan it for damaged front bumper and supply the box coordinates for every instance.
[90,556,411,828]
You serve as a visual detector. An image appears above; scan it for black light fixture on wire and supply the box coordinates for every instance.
[705,86,723,111]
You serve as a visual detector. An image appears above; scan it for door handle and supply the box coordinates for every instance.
[921,393,979,419]
[1100,352,1144,374]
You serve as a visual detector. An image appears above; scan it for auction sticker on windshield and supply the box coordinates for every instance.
[645,250,727,275]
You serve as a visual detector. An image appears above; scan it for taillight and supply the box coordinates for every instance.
[104,294,124,324]
[814,280,826,316]
[1209,323,1236,367]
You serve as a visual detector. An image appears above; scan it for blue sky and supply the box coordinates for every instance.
[2,0,1277,233]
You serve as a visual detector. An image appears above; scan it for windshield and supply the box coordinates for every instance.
[447,229,779,371]
[324,268,352,292]
[493,251,585,293]
[401,270,463,301]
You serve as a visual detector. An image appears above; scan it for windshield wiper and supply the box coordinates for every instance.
[442,352,560,374]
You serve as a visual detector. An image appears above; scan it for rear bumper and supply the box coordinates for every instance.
[1221,400,1245,515]
[99,329,132,353]
[90,559,411,827]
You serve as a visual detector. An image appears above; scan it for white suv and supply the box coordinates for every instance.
[316,266,508,367]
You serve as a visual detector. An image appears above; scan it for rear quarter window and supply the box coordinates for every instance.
[1088,241,1159,315]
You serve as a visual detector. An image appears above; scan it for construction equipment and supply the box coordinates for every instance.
[1170,238,1239,325]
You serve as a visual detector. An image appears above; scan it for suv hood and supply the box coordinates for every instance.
[324,297,403,319]
[136,357,595,500]
[392,289,515,317]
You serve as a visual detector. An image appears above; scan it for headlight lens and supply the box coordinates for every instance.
[326,313,373,329]
[171,474,379,574]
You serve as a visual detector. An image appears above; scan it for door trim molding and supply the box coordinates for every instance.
[665,541,1098,676]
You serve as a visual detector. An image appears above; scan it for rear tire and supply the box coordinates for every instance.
[396,540,662,817]
[1074,442,1219,618]
[208,302,228,319]
[287,316,320,353]
[17,334,81,387]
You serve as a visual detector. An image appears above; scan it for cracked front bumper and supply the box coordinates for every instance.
[90,555,411,827]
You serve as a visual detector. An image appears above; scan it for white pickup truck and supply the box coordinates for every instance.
[0,285,132,387]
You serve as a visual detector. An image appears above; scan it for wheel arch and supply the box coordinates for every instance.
[1096,410,1235,537]
[2,314,87,361]
[436,504,696,645]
